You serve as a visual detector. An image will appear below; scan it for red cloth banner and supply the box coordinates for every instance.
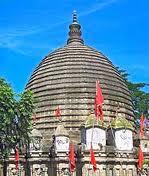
[69,143,76,172]
[55,106,61,118]
[138,145,144,170]
[15,147,19,170]
[94,80,104,120]
[90,146,97,172]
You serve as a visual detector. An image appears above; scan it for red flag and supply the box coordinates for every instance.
[95,80,104,106]
[15,147,19,170]
[69,143,76,172]
[55,106,61,118]
[32,113,36,122]
[138,145,144,170]
[90,146,97,172]
[94,80,104,120]
[94,99,104,121]
[140,114,145,138]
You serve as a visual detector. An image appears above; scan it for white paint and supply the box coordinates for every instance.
[140,140,149,153]
[55,136,70,152]
[86,128,106,150]
[115,129,133,150]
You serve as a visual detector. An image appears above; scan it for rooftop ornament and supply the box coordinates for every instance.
[111,116,133,130]
[67,10,84,44]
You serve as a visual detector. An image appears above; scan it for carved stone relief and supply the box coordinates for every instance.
[32,164,48,176]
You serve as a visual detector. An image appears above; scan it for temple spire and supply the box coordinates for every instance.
[67,11,84,45]
[73,10,78,23]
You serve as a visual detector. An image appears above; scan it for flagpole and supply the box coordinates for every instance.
[88,80,104,175]
[87,110,96,176]
[138,114,145,172]
[54,116,56,131]
[91,114,95,145]
[109,105,126,176]
[88,81,97,174]
[54,110,56,132]
[54,106,62,131]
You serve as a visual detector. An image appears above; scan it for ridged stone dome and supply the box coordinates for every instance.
[26,12,134,143]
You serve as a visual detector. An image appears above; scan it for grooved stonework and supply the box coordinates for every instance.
[26,41,134,144]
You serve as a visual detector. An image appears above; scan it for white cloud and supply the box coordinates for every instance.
[0,0,118,54]
[79,0,117,17]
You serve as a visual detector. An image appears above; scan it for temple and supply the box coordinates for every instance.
[0,11,149,176]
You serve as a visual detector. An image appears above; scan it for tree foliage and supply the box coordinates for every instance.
[0,78,34,158]
[116,67,149,119]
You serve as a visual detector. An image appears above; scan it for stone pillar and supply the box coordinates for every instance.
[31,164,48,176]
[6,162,26,176]
[28,125,48,176]
[56,153,69,175]
[53,123,70,175]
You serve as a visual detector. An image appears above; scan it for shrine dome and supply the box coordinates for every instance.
[26,12,134,142]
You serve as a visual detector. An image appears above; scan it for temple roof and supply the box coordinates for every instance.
[110,116,133,130]
[26,12,134,142]
[30,127,42,138]
[83,114,106,128]
[54,124,69,137]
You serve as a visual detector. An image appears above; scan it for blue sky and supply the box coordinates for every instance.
[0,0,149,93]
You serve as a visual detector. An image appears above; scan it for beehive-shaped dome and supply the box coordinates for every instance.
[26,12,134,143]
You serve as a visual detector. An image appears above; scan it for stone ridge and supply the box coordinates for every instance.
[26,43,134,142]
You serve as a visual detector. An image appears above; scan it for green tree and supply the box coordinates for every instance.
[116,67,149,119]
[0,78,34,175]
